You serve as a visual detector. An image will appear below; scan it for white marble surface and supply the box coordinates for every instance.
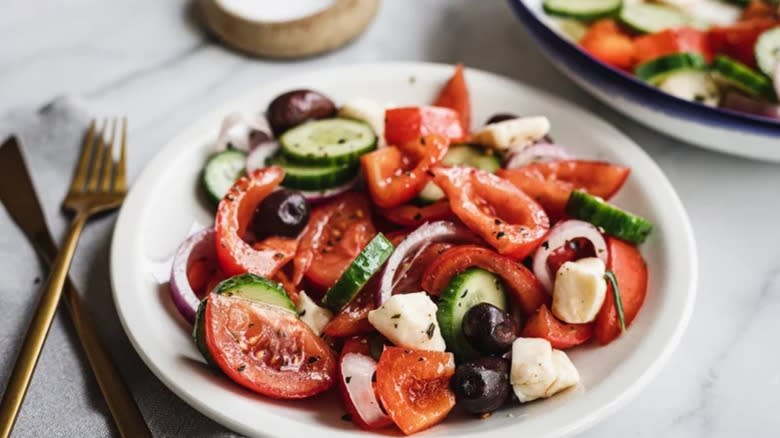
[1,0,779,437]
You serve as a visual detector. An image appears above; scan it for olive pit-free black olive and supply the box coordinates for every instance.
[462,303,518,355]
[451,357,511,414]
[251,189,310,239]
[267,89,336,135]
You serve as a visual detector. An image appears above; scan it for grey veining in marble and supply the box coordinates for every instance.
[1,0,779,437]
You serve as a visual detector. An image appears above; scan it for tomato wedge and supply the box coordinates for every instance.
[215,167,298,278]
[708,18,778,69]
[361,135,449,209]
[203,293,337,399]
[385,106,466,147]
[377,200,453,227]
[580,19,636,70]
[421,245,547,316]
[434,167,549,259]
[594,237,649,345]
[497,160,630,221]
[521,305,593,349]
[433,64,471,132]
[634,27,712,65]
[323,277,378,338]
[375,347,456,435]
[292,192,376,289]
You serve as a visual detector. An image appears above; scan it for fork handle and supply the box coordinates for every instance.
[0,212,88,438]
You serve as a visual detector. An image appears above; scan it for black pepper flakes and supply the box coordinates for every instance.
[391,314,401,319]
[426,323,436,339]
[345,376,352,384]
[496,231,506,239]
[237,365,246,372]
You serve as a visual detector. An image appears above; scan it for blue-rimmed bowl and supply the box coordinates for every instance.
[509,0,780,162]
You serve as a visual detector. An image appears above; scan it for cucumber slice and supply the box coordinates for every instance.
[201,149,247,204]
[280,118,377,166]
[415,144,501,204]
[755,28,780,76]
[436,268,507,360]
[657,70,720,106]
[267,154,358,191]
[636,53,708,85]
[565,190,653,245]
[543,0,622,21]
[322,233,394,311]
[619,3,688,34]
[193,300,217,367]
[711,55,775,98]
[212,273,296,312]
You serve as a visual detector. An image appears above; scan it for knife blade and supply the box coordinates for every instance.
[0,136,151,438]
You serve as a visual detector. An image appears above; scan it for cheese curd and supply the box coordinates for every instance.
[552,257,607,324]
[368,292,446,352]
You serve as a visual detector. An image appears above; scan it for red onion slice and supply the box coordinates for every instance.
[505,142,574,169]
[341,353,390,427]
[169,227,217,324]
[297,177,360,203]
[720,92,780,120]
[532,219,607,293]
[245,140,280,173]
[215,112,273,152]
[378,221,481,306]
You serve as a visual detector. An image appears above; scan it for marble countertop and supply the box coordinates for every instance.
[1,0,779,437]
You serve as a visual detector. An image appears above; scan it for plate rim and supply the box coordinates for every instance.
[110,61,698,438]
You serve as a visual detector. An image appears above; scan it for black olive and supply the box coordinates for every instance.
[485,113,554,143]
[251,189,310,239]
[462,303,518,355]
[451,357,511,415]
[485,113,520,125]
[267,89,337,135]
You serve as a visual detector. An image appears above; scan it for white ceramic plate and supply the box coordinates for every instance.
[110,62,697,438]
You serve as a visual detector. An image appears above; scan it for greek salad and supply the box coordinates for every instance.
[543,0,780,120]
[169,65,653,435]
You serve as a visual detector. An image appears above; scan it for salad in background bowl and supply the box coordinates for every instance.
[509,0,780,162]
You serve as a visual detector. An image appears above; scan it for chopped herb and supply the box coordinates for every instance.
[237,364,246,372]
[394,324,398,329]
[426,323,436,339]
[273,252,285,260]
[496,231,506,239]
[391,314,402,319]
[494,219,502,225]
[541,241,549,250]
[604,271,626,332]
[299,309,306,317]
[460,289,468,298]
[418,357,425,362]
[345,376,352,384]
[337,138,347,144]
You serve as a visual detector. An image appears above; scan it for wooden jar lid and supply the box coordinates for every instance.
[200,0,381,58]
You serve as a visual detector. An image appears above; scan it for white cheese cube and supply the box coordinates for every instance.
[296,291,333,336]
[552,257,607,324]
[367,292,446,352]
[471,116,550,152]
[545,349,580,397]
[510,337,557,403]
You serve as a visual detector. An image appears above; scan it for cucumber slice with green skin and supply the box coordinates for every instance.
[657,70,720,106]
[193,300,217,368]
[322,233,394,311]
[267,154,358,191]
[414,144,501,204]
[619,3,688,34]
[566,190,653,245]
[711,55,775,98]
[212,273,296,312]
[279,118,377,166]
[636,53,708,85]
[543,0,622,21]
[201,149,247,204]
[436,268,507,360]
[755,28,780,76]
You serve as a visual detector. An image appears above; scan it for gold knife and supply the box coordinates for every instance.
[0,137,151,438]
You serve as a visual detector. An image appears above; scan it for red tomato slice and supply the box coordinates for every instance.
[580,20,636,70]
[434,167,549,259]
[377,200,453,227]
[203,293,337,399]
[521,305,593,349]
[215,167,297,278]
[375,347,456,435]
[433,64,471,132]
[323,277,378,338]
[594,237,649,345]
[385,107,466,147]
[292,192,376,289]
[421,245,548,316]
[708,18,778,68]
[361,135,449,209]
[634,27,712,65]
[498,160,630,221]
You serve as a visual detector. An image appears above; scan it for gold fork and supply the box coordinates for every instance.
[0,118,129,438]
